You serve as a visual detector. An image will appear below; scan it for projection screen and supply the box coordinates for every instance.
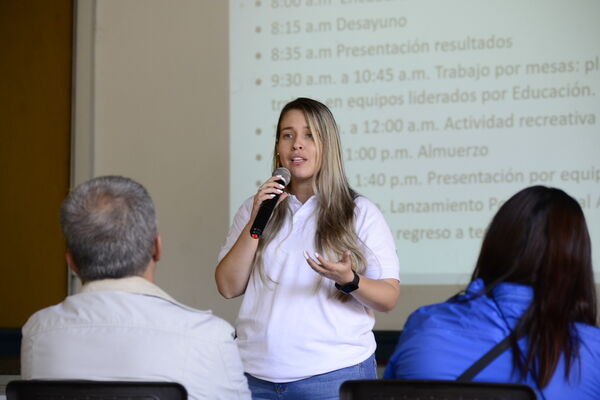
[229,0,600,284]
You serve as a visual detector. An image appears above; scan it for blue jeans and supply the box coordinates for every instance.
[245,353,377,400]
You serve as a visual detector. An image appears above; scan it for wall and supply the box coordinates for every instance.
[0,0,72,329]
[74,0,245,322]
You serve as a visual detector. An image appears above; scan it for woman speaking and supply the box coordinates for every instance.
[216,98,400,399]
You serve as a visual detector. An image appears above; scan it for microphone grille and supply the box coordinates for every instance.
[273,168,291,185]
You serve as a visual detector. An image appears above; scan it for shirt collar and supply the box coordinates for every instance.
[466,278,534,318]
[466,278,534,299]
[287,194,317,209]
[80,276,177,303]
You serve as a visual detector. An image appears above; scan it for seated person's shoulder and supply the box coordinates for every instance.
[576,322,600,354]
[402,293,498,339]
[188,311,235,337]
[22,300,71,335]
[23,291,235,342]
[162,300,236,339]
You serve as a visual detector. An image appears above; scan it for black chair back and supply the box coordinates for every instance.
[6,380,187,400]
[340,379,537,400]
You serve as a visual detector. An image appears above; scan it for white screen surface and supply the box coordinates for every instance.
[230,0,600,284]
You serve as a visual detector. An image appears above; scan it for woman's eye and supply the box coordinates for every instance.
[306,132,313,139]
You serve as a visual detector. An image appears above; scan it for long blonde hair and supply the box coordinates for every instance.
[254,98,367,301]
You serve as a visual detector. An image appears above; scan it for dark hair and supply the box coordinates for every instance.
[471,185,597,387]
[60,176,157,282]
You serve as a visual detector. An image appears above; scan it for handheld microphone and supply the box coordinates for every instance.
[250,168,291,239]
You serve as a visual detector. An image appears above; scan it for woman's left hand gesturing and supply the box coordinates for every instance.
[304,250,355,285]
[304,249,400,312]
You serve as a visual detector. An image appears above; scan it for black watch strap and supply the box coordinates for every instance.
[335,270,360,294]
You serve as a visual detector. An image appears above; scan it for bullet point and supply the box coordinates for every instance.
[255,52,262,59]
[255,26,261,33]
[255,79,262,86]
[255,128,262,135]
[256,154,262,161]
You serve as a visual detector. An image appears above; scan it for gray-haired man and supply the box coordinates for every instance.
[21,176,250,400]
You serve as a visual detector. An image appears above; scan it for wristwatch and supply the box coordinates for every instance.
[335,270,360,294]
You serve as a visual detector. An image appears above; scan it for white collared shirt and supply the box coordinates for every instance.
[218,195,400,382]
[21,276,251,400]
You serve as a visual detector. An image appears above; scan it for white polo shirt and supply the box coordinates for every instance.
[218,195,400,382]
[21,277,251,400]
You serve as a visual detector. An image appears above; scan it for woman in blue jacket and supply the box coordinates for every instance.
[384,186,600,399]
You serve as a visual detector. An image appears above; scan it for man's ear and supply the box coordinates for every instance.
[65,252,79,275]
[153,234,162,262]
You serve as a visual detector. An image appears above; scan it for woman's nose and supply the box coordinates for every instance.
[292,140,304,150]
